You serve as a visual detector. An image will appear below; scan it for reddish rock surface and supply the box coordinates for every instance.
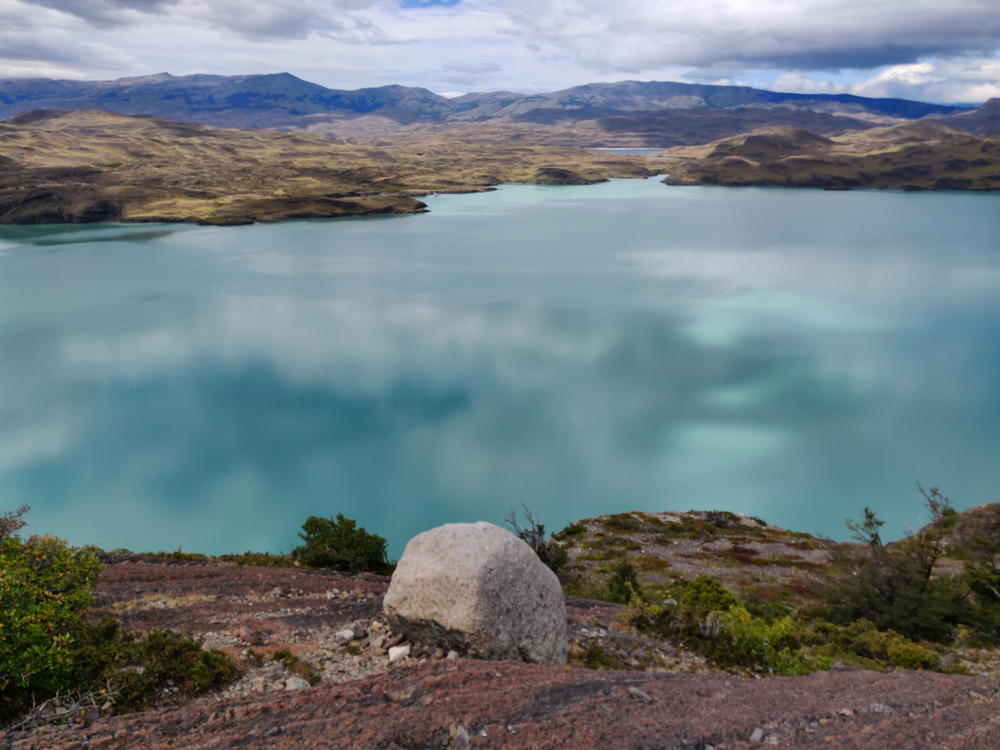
[4,560,999,749]
[6,661,1000,749]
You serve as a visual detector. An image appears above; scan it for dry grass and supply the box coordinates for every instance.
[0,109,652,225]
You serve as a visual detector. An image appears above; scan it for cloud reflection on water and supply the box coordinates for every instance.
[0,184,998,556]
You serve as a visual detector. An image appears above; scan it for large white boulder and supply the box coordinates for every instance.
[382,521,567,665]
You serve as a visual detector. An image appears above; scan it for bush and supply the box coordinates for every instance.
[1,508,238,722]
[680,575,739,614]
[68,618,238,713]
[606,561,642,604]
[822,491,973,643]
[506,506,569,576]
[712,606,826,676]
[291,514,392,573]
[0,532,103,721]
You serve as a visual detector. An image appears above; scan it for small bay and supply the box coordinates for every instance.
[1,178,999,556]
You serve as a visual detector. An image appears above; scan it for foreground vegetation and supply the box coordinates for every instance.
[5,485,1000,724]
[550,486,1000,677]
[0,506,237,723]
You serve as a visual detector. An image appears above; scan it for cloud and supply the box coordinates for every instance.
[504,0,1000,73]
[20,0,392,40]
[440,60,501,85]
[773,57,1000,103]
[0,0,141,74]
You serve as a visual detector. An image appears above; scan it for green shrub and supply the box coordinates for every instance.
[215,551,295,568]
[886,641,938,670]
[291,514,392,574]
[680,575,738,614]
[0,532,103,721]
[0,508,238,722]
[822,493,973,643]
[68,618,238,713]
[713,607,827,676]
[606,561,642,604]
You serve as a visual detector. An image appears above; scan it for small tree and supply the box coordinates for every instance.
[606,560,643,604]
[291,514,391,574]
[506,504,568,576]
[825,486,971,642]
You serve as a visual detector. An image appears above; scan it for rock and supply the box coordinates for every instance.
[335,628,355,641]
[325,589,340,599]
[262,663,286,679]
[447,650,459,661]
[388,645,411,663]
[352,622,367,640]
[628,686,654,703]
[284,677,310,691]
[452,724,470,749]
[750,727,764,742]
[239,625,262,646]
[383,521,567,665]
[267,586,283,597]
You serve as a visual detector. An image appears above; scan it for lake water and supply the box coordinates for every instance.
[2,178,999,557]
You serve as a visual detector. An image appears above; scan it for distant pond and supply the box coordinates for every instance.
[1,178,999,557]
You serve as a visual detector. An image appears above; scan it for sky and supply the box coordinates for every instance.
[1,0,999,103]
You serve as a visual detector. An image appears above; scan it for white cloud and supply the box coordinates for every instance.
[774,57,1000,103]
[1,0,999,102]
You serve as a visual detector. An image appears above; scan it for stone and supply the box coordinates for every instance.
[388,644,411,663]
[383,521,567,665]
[628,686,654,703]
[335,628,355,641]
[352,622,367,640]
[262,663,286,679]
[750,727,764,742]
[284,677,310,691]
[447,650,459,661]
[239,626,262,646]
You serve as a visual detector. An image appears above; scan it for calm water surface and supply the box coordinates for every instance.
[1,178,999,556]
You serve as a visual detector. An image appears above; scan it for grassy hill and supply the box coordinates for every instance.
[660,120,1000,191]
[0,109,651,225]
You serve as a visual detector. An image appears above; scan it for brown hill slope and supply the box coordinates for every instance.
[0,109,652,225]
[661,122,1000,191]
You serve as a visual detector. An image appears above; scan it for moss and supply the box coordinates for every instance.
[582,641,626,670]
[603,514,643,532]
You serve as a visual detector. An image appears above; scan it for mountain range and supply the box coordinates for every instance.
[0,73,980,134]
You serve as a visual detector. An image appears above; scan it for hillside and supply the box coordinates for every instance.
[0,73,970,134]
[5,504,1000,748]
[660,118,1000,191]
[0,109,651,225]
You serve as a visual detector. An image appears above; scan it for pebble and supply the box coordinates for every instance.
[447,650,459,661]
[239,625,262,646]
[628,686,654,703]
[335,628,355,641]
[389,645,411,663]
[284,677,310,691]
[750,727,764,742]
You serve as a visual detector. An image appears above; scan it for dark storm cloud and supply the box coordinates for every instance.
[505,0,1000,72]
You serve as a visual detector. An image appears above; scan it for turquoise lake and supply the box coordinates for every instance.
[1,178,999,557]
